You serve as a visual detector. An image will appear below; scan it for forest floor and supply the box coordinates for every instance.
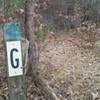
[0,29,100,100]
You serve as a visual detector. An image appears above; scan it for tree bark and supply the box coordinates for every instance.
[25,0,59,100]
[25,0,38,76]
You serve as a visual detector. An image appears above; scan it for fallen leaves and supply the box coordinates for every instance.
[39,33,100,99]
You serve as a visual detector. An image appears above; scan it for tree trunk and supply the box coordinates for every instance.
[25,0,59,100]
[74,0,82,27]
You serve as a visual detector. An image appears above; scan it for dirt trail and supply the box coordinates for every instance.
[39,33,100,100]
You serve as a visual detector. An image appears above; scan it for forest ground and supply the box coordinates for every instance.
[0,29,100,100]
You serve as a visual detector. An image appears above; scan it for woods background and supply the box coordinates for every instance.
[0,0,100,29]
[0,0,100,100]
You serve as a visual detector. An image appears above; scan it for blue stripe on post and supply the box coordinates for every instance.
[4,22,22,41]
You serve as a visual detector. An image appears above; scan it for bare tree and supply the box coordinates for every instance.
[24,0,59,99]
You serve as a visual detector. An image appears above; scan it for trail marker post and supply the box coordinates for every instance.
[3,22,26,100]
